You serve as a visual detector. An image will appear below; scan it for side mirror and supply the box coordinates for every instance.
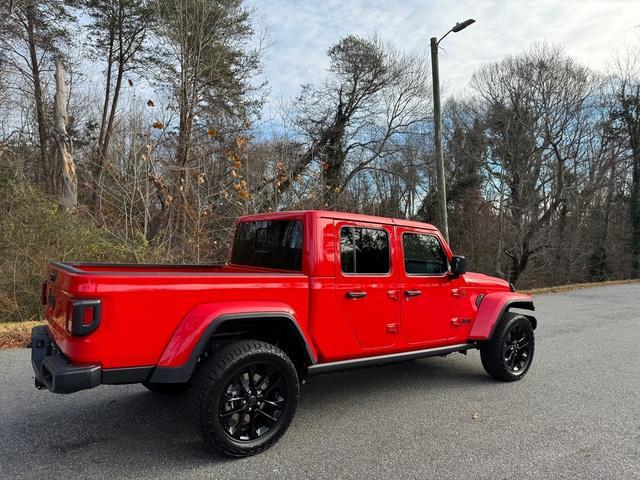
[450,255,467,278]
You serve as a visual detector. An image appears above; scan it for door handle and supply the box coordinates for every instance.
[405,290,422,298]
[346,291,367,299]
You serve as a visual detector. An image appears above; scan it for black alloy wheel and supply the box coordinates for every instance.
[192,340,299,457]
[502,322,533,375]
[218,363,288,441]
[480,313,535,382]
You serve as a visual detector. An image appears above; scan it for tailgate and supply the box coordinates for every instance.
[43,266,73,339]
[42,264,101,357]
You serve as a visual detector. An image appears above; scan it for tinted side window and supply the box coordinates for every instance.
[340,227,390,274]
[232,220,303,270]
[402,233,447,274]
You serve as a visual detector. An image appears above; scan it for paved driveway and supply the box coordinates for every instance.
[1,284,639,479]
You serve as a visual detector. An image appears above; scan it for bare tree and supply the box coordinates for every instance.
[608,44,640,277]
[268,35,431,210]
[83,0,153,210]
[52,58,76,212]
[145,0,263,247]
[471,43,598,284]
[0,0,74,191]
[3,3,640,324]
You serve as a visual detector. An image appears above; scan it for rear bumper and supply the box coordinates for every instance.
[31,326,155,393]
[31,325,101,394]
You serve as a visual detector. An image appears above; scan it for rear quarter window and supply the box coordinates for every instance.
[231,219,303,271]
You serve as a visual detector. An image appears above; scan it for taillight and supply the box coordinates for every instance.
[69,299,102,336]
[82,306,95,326]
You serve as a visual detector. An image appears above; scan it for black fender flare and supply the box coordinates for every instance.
[490,300,537,337]
[149,312,316,384]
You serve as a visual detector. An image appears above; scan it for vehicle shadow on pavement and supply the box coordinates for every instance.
[300,355,493,409]
[10,354,492,471]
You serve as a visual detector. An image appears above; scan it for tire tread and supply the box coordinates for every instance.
[191,340,298,457]
[480,313,535,382]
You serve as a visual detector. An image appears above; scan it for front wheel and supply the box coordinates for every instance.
[192,340,299,457]
[480,313,535,381]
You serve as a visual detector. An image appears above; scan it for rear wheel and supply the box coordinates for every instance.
[480,313,535,382]
[192,340,299,457]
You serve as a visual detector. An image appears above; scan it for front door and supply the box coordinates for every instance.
[334,222,400,351]
[398,228,457,345]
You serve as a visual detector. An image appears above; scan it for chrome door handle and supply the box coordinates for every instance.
[405,290,422,298]
[346,291,367,299]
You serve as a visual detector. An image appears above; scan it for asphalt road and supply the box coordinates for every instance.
[1,284,639,480]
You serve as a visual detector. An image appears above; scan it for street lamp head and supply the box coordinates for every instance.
[451,19,475,33]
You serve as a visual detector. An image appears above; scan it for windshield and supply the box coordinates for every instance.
[231,219,303,271]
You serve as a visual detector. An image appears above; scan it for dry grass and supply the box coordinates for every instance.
[1,279,638,349]
[0,320,43,348]
[522,279,640,295]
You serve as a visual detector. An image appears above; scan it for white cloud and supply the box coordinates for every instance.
[254,0,640,109]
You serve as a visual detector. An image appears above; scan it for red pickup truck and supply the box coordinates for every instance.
[32,210,536,456]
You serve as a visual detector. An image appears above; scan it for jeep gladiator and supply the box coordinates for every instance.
[31,210,536,456]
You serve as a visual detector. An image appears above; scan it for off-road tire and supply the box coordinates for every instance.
[192,340,299,457]
[142,381,191,394]
[480,313,535,382]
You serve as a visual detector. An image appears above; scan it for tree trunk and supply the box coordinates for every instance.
[53,59,77,213]
[91,26,115,211]
[508,240,531,286]
[25,3,49,190]
[102,59,124,166]
[630,149,640,277]
[322,145,345,208]
[494,175,506,277]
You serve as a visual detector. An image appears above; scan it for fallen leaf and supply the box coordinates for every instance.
[147,99,155,107]
[235,136,247,149]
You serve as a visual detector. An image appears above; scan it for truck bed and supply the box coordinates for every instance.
[44,261,310,370]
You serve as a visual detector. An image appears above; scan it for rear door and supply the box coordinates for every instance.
[398,227,457,345]
[334,221,400,351]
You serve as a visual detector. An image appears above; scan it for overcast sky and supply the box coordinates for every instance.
[255,0,640,114]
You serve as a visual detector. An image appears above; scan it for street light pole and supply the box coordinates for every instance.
[430,19,475,243]
[430,36,447,242]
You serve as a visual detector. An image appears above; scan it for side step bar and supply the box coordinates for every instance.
[307,343,477,376]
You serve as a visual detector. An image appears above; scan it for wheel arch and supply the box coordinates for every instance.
[209,313,317,373]
[505,303,537,331]
[469,292,536,341]
[150,307,316,384]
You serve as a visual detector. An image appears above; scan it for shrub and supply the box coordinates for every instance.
[0,177,150,322]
